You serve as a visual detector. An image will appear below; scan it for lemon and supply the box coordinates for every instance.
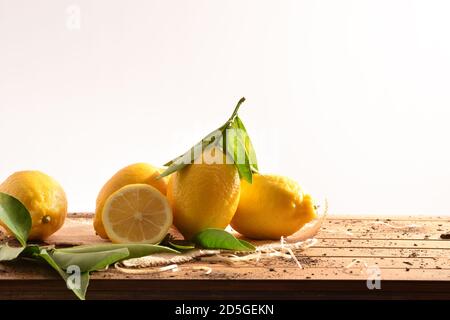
[94,163,168,239]
[167,151,240,240]
[0,171,67,240]
[102,184,172,244]
[231,174,316,240]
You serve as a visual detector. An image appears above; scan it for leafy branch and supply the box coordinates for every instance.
[159,97,258,183]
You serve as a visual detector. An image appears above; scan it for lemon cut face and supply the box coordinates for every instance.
[102,184,172,244]
[94,163,168,239]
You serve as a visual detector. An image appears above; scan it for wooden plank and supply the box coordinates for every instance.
[315,238,450,249]
[317,220,448,240]
[301,247,450,258]
[99,266,450,281]
[1,259,449,281]
[187,257,450,270]
[2,248,449,281]
[323,218,448,227]
[39,215,450,244]
[1,214,450,300]
[323,215,449,221]
[1,278,449,300]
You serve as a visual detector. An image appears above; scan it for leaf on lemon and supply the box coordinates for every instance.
[159,97,258,183]
[159,128,223,179]
[193,228,256,252]
[221,126,253,183]
[0,192,32,247]
[233,116,258,172]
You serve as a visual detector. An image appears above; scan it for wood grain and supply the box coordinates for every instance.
[1,214,449,299]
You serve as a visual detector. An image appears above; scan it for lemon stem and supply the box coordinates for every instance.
[226,97,246,126]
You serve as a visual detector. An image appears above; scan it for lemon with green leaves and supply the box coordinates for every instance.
[161,98,256,240]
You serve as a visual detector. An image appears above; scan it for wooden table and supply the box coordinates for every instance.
[0,215,449,300]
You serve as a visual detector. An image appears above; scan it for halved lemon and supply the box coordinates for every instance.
[102,184,173,244]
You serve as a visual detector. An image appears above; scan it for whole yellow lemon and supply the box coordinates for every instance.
[231,174,316,240]
[94,163,168,239]
[167,152,240,240]
[0,171,67,240]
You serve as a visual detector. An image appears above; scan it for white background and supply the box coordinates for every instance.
[1,0,449,215]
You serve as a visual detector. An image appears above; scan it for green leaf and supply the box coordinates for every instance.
[220,120,254,183]
[0,192,32,246]
[158,161,188,179]
[0,243,25,261]
[51,248,130,272]
[193,228,256,252]
[168,240,196,251]
[20,244,41,256]
[163,128,222,167]
[28,244,178,300]
[36,249,90,300]
[235,161,253,183]
[233,116,258,172]
[223,129,253,183]
[55,243,178,259]
[159,129,222,179]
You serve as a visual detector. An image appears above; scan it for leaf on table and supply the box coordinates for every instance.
[51,248,130,272]
[0,243,25,261]
[31,244,178,300]
[193,228,256,252]
[168,240,196,251]
[0,192,32,246]
[55,243,179,259]
[36,249,90,300]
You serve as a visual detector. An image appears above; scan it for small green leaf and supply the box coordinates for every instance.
[233,116,258,172]
[235,162,253,183]
[56,243,178,259]
[36,249,90,300]
[0,243,25,261]
[0,192,32,246]
[168,240,196,251]
[158,161,188,179]
[193,228,256,251]
[163,128,222,167]
[20,244,41,256]
[221,123,253,183]
[233,238,255,251]
[159,129,223,179]
[226,131,253,183]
